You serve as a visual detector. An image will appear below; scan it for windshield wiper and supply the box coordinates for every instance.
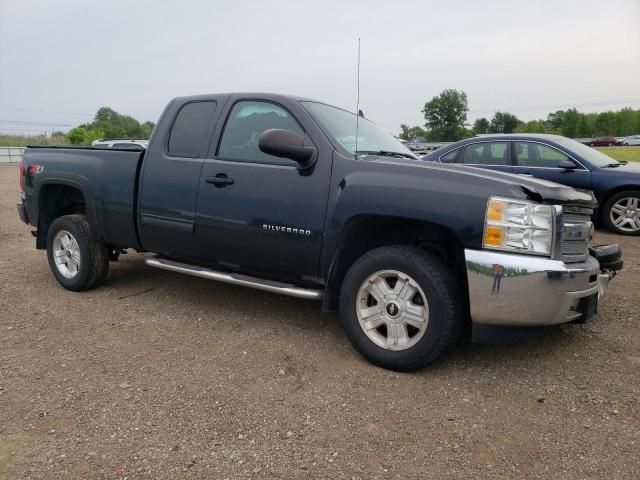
[602,162,622,168]
[355,150,416,159]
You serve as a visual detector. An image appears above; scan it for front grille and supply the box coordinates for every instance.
[562,239,588,256]
[560,208,592,262]
[563,212,590,225]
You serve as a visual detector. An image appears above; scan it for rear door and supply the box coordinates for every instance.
[459,141,513,173]
[138,99,223,257]
[511,141,592,190]
[193,96,333,285]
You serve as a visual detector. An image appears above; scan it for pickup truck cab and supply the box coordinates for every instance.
[17,93,623,371]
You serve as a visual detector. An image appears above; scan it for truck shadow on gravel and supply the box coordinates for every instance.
[102,253,582,373]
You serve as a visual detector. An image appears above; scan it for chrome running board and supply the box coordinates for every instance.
[144,255,323,300]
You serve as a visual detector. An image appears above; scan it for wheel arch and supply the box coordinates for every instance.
[322,214,469,317]
[35,179,100,249]
[597,185,640,220]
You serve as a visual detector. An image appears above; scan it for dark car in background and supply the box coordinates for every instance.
[586,136,619,147]
[422,134,640,235]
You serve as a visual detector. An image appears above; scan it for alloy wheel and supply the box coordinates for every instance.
[355,270,429,351]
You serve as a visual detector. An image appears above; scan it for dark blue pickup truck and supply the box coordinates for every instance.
[17,93,622,370]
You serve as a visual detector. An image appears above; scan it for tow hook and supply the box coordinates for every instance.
[597,270,616,299]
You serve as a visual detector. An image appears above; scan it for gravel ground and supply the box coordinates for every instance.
[0,164,638,479]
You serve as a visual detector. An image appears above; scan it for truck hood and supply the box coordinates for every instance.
[373,157,597,208]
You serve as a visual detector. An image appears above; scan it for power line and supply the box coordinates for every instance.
[0,127,51,133]
[470,98,640,115]
[0,106,93,117]
[0,119,75,127]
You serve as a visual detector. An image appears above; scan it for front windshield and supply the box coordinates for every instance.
[302,101,417,158]
[554,137,620,167]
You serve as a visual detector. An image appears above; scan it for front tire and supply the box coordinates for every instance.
[46,214,109,291]
[602,191,640,236]
[339,246,464,371]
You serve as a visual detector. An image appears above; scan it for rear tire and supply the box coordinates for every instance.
[46,214,109,291]
[339,246,464,371]
[602,190,640,236]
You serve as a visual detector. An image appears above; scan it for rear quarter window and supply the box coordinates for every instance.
[167,101,217,158]
[440,148,461,163]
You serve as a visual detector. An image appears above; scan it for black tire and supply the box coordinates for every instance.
[339,246,464,371]
[602,190,640,236]
[589,142,595,147]
[46,214,109,291]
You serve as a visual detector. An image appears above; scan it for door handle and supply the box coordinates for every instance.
[206,174,234,187]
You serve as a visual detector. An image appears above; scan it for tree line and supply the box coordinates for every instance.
[67,107,155,144]
[399,89,640,142]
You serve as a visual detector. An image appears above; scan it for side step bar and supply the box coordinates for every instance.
[144,255,323,300]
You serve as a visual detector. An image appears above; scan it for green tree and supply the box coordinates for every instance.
[67,107,155,143]
[67,127,87,144]
[616,107,637,136]
[594,112,617,136]
[489,112,522,133]
[399,124,427,141]
[66,126,104,144]
[422,89,468,141]
[472,117,490,135]
[141,121,155,138]
[90,106,153,139]
[560,108,581,138]
[546,110,565,132]
[514,120,548,134]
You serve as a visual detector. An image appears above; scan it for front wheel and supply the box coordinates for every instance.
[602,191,640,236]
[46,214,109,291]
[339,246,464,371]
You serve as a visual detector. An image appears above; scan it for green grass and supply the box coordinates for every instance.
[0,134,70,147]
[595,146,640,162]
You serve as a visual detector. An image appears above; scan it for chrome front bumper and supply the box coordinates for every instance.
[465,249,610,326]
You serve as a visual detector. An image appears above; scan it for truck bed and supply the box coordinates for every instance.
[22,146,145,250]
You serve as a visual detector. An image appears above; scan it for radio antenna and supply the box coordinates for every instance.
[355,37,361,158]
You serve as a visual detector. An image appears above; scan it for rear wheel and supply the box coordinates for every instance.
[602,191,640,236]
[46,214,109,291]
[339,246,464,371]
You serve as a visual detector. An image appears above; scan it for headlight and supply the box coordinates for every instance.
[483,197,555,255]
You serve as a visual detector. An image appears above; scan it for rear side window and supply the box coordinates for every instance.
[440,148,461,163]
[462,142,509,165]
[168,101,217,158]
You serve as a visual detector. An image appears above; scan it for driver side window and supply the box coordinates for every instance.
[217,100,304,165]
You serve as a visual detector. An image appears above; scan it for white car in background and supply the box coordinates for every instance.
[621,135,640,146]
[91,139,148,149]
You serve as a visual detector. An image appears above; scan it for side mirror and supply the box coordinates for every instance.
[258,129,316,169]
[558,159,578,170]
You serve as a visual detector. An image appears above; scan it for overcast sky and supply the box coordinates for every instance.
[1,0,639,135]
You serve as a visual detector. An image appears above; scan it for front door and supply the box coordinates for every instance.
[194,98,332,285]
[511,141,592,190]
